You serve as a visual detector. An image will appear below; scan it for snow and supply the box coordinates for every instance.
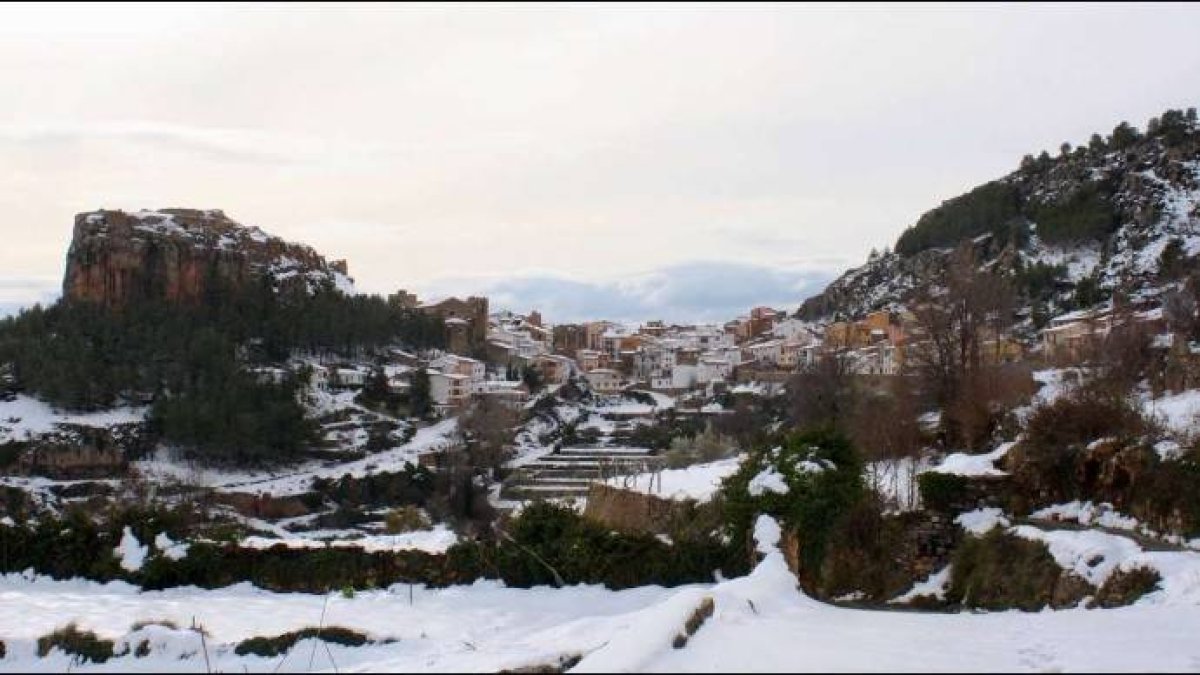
[153,533,189,561]
[1031,501,1141,532]
[114,527,148,573]
[0,573,682,673]
[889,566,951,604]
[235,525,458,555]
[1026,241,1101,283]
[0,395,147,443]
[1155,440,1185,460]
[954,507,1011,535]
[1031,368,1087,407]
[607,456,744,502]
[747,466,788,497]
[1012,524,1141,587]
[1143,389,1200,437]
[867,456,930,513]
[6,515,1200,671]
[928,441,1015,477]
[333,271,357,296]
[135,419,459,497]
[753,514,782,556]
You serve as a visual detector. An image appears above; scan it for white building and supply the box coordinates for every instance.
[586,368,625,394]
[698,357,733,385]
[430,354,486,383]
[429,370,471,411]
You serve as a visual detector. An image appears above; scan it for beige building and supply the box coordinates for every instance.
[585,368,625,394]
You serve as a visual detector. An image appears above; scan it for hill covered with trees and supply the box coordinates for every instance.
[800,107,1200,323]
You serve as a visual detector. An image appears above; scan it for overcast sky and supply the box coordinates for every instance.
[2,2,1199,321]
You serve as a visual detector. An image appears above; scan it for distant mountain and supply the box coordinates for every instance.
[799,108,1200,325]
[63,208,355,309]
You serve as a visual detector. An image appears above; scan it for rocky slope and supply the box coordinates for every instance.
[799,109,1200,323]
[63,208,355,308]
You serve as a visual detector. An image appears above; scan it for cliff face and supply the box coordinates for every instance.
[63,208,354,308]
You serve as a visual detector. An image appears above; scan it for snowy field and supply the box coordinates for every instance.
[605,456,744,502]
[133,419,460,497]
[3,516,1200,672]
[0,395,146,443]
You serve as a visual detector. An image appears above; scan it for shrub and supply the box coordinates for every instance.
[947,529,1087,611]
[453,501,740,590]
[1092,566,1161,608]
[819,501,922,601]
[234,626,370,657]
[36,624,116,663]
[1017,385,1151,504]
[720,428,865,578]
[385,505,430,534]
[917,472,971,513]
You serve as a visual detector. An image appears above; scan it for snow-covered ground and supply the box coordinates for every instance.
[133,419,459,497]
[0,395,147,443]
[1143,388,1200,438]
[5,515,1200,672]
[928,441,1016,477]
[235,524,459,555]
[606,456,744,502]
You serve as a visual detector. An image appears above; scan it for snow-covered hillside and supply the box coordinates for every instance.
[799,113,1200,322]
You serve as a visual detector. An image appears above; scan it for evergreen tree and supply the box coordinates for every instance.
[409,368,432,419]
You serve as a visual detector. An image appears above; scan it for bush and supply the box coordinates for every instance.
[1092,566,1161,608]
[449,501,740,590]
[917,472,971,513]
[234,626,369,657]
[721,429,865,578]
[819,501,922,601]
[36,624,116,663]
[947,529,1086,611]
[385,505,430,534]
[1016,385,1150,504]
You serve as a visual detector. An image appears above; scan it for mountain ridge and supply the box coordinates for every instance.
[798,107,1200,326]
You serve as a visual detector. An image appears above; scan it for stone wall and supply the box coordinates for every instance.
[583,483,687,536]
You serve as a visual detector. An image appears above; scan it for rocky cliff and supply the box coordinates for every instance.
[63,208,355,308]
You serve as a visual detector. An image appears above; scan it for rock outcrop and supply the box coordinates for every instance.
[63,208,354,308]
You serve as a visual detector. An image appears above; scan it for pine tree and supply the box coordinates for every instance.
[409,368,432,419]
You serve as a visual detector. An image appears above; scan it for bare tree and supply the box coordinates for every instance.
[908,244,1016,448]
[787,348,857,432]
[458,395,520,476]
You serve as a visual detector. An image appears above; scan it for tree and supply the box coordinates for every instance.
[521,365,544,393]
[908,244,1016,448]
[787,349,857,433]
[409,368,432,419]
[459,396,519,476]
[362,365,390,407]
[1108,121,1139,150]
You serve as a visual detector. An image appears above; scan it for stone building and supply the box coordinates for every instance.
[420,296,489,355]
